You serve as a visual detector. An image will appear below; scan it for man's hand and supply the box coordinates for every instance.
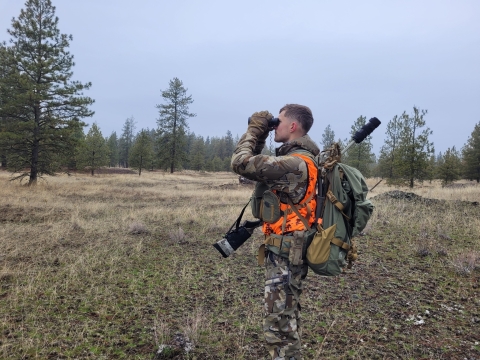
[248,111,273,139]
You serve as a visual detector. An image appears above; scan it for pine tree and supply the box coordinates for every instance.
[342,116,375,177]
[119,117,136,168]
[147,128,157,170]
[204,136,213,162]
[0,45,12,168]
[462,122,480,182]
[394,107,434,187]
[182,131,197,169]
[425,154,436,183]
[212,155,223,171]
[190,136,206,171]
[129,129,153,176]
[437,146,461,185]
[213,137,227,160]
[435,151,444,168]
[377,114,402,180]
[62,120,85,171]
[156,126,187,171]
[155,131,170,171]
[0,0,93,184]
[320,124,336,150]
[223,157,231,172]
[77,123,109,176]
[106,132,119,167]
[156,78,196,173]
[225,130,235,157]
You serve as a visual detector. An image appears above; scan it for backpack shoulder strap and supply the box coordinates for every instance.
[285,196,311,230]
[326,185,350,220]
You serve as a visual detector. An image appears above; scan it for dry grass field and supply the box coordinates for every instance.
[0,170,479,359]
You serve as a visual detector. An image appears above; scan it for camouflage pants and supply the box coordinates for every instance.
[264,251,306,360]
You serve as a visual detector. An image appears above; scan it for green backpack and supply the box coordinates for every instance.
[250,146,373,276]
[305,162,374,276]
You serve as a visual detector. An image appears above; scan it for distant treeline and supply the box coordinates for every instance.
[101,120,243,174]
[323,110,480,187]
[1,94,480,185]
[51,109,478,189]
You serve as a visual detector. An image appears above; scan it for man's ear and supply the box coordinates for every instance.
[290,121,297,133]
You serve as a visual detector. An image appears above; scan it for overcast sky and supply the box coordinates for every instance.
[1,0,479,155]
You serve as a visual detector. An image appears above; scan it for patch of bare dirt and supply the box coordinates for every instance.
[76,167,137,175]
[0,204,68,223]
[444,182,479,189]
[372,190,479,206]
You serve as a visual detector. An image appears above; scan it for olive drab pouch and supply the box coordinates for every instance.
[251,182,269,219]
[251,182,282,223]
[306,224,336,266]
[260,190,282,223]
[305,224,351,276]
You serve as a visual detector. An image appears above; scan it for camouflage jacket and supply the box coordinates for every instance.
[231,130,320,204]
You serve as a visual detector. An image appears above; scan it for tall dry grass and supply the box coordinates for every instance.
[0,170,479,359]
[0,170,257,358]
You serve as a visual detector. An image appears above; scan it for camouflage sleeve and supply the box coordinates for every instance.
[231,132,309,202]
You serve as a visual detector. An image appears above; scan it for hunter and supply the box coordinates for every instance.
[231,104,319,360]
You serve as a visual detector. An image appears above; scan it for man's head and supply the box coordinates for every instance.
[274,104,314,143]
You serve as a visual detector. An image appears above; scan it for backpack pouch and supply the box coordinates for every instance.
[251,182,269,219]
[261,190,282,223]
[306,224,343,276]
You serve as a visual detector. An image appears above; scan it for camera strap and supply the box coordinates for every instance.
[226,199,251,234]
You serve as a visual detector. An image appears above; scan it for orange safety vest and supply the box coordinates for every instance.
[262,153,318,235]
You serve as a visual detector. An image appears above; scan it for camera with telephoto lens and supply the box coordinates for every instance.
[248,117,280,128]
[213,220,262,258]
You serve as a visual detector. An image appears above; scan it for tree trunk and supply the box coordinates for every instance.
[139,155,142,176]
[1,155,6,168]
[408,121,417,189]
[29,105,41,186]
[91,150,95,176]
[29,140,39,185]
[170,104,177,173]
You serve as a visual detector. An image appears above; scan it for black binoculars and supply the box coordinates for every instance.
[248,117,280,128]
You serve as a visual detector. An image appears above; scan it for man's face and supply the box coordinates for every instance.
[274,111,293,143]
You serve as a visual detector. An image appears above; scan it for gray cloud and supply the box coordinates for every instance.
[1,0,479,154]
